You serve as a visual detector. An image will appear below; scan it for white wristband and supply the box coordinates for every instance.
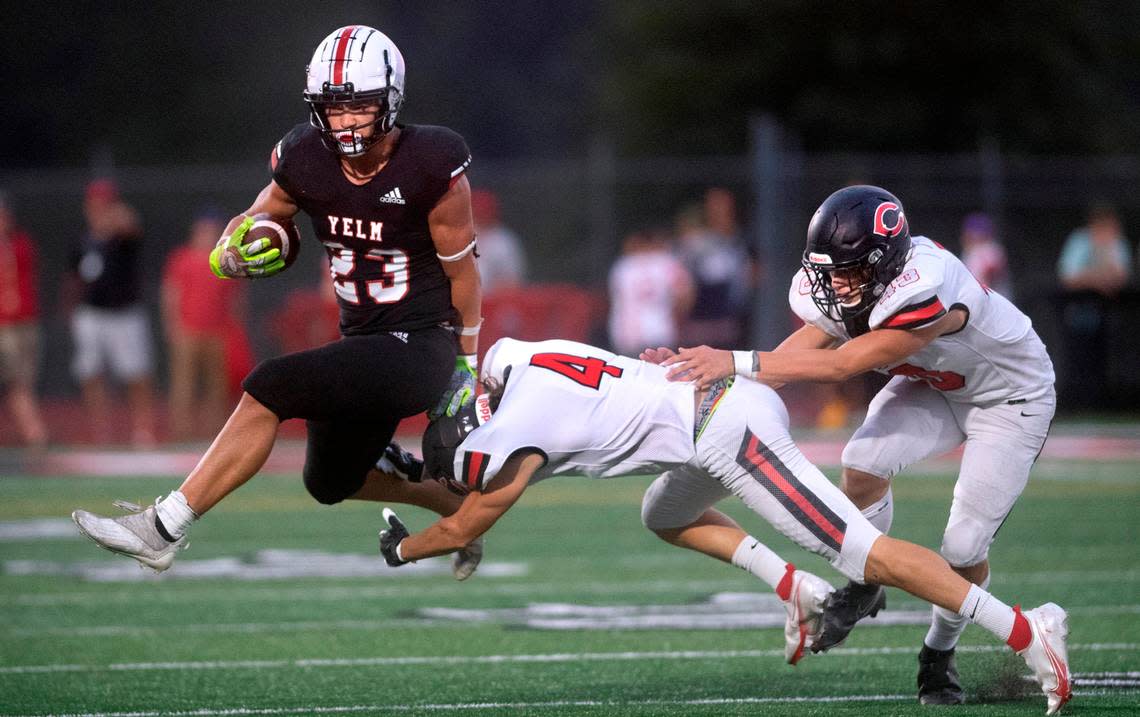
[460,353,478,369]
[395,541,406,563]
[732,350,757,378]
[458,319,483,337]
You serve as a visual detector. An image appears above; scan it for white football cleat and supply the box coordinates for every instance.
[71,499,186,572]
[1016,603,1072,715]
[780,566,834,665]
[451,535,483,581]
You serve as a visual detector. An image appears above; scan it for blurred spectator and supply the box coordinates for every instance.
[1058,202,1131,294]
[1056,202,1132,409]
[65,179,156,446]
[677,188,753,347]
[471,188,526,293]
[607,227,694,357]
[161,208,249,440]
[272,266,341,354]
[0,191,48,448]
[959,212,1013,299]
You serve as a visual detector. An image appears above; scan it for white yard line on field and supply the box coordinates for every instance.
[1,690,1137,717]
[7,602,1138,639]
[7,569,1139,607]
[5,618,453,637]
[0,643,1135,675]
[0,579,768,606]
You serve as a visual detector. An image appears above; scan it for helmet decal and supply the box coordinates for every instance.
[330,25,358,85]
[473,393,493,426]
[873,202,906,238]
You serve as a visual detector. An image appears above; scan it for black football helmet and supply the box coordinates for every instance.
[802,185,912,321]
[421,395,492,495]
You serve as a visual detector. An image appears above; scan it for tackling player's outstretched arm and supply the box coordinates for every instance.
[429,174,484,417]
[210,180,300,279]
[756,313,959,384]
[389,451,544,562]
[760,324,839,389]
[663,310,965,388]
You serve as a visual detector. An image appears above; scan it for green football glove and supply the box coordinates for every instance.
[430,354,477,420]
[209,216,285,279]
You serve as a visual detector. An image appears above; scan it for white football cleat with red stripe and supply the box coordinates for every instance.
[777,565,834,665]
[1016,603,1072,715]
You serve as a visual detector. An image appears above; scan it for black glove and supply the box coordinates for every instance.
[379,508,410,566]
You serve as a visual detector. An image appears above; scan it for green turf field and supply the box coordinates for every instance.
[1,457,1137,716]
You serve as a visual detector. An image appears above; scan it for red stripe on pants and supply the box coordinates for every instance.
[746,440,846,546]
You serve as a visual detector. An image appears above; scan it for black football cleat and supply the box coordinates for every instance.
[376,442,424,482]
[811,580,886,653]
[917,644,966,705]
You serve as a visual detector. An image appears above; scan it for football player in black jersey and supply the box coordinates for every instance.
[72,25,486,581]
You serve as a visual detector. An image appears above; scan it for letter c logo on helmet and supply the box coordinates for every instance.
[873,202,906,238]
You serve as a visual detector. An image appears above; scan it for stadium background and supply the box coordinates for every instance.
[3,1,1140,418]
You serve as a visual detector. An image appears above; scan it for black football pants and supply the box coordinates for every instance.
[242,326,456,504]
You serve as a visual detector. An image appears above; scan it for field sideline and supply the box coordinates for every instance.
[1,429,1137,716]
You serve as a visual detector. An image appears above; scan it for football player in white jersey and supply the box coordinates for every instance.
[656,185,1058,707]
[379,337,1070,714]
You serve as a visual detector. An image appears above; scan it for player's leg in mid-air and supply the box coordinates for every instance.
[71,329,482,580]
[305,421,482,580]
[687,378,1070,715]
[641,459,834,665]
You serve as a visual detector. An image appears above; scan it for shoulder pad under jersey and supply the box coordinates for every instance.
[869,237,948,331]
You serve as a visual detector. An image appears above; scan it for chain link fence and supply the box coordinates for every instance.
[3,122,1138,410]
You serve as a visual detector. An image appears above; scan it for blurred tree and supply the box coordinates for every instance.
[0,0,598,168]
[3,0,1139,167]
[598,0,1140,154]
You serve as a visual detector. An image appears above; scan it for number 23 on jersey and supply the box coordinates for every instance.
[324,241,409,305]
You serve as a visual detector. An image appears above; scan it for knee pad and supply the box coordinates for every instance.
[640,478,668,531]
[940,519,992,568]
[840,439,891,480]
[302,467,356,506]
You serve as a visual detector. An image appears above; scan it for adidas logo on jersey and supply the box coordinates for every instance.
[379,187,406,205]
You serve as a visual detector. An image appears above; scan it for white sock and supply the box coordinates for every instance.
[926,574,989,650]
[860,487,894,533]
[956,583,1025,649]
[154,490,198,541]
[730,536,789,591]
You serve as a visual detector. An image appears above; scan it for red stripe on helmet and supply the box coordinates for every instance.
[332,26,359,85]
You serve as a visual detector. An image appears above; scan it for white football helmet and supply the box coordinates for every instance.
[303,25,406,156]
